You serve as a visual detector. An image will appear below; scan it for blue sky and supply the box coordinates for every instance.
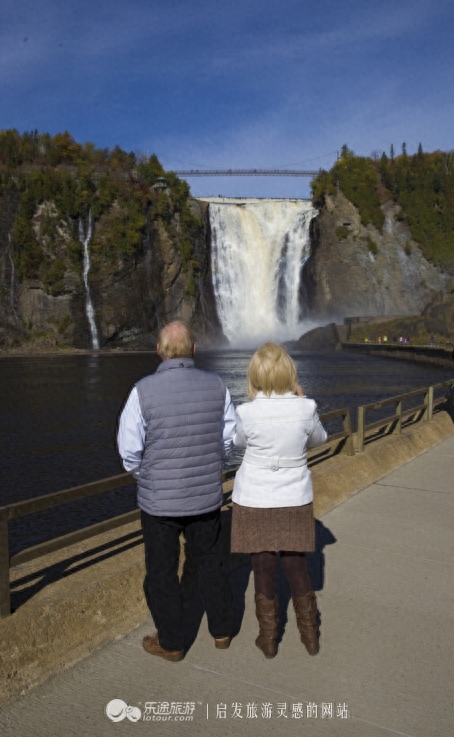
[1,0,453,197]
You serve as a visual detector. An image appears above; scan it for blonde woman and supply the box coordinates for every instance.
[231,343,327,658]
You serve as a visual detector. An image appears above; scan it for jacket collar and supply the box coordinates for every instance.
[255,390,298,399]
[156,357,194,373]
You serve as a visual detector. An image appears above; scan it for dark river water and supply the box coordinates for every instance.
[1,350,452,556]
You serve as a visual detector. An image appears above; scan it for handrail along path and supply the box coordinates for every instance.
[1,380,452,618]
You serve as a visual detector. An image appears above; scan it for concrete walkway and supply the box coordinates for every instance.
[1,436,453,737]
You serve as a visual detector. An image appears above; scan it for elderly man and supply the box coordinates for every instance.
[118,321,235,661]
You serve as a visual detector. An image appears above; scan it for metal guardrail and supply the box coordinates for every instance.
[344,342,454,357]
[0,383,452,618]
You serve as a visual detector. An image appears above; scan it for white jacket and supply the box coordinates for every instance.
[232,392,327,508]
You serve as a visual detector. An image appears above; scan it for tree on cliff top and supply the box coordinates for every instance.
[137,153,165,185]
[312,146,385,230]
[0,129,130,168]
[311,146,454,273]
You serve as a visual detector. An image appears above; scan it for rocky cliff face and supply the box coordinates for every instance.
[302,193,454,321]
[0,195,224,350]
[4,182,454,353]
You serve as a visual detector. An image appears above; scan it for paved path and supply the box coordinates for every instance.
[1,436,453,737]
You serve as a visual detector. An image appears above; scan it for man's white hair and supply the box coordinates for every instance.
[157,321,194,360]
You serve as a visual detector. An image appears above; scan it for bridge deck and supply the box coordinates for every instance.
[174,169,320,177]
[1,433,453,736]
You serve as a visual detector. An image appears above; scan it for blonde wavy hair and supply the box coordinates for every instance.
[247,342,298,399]
[157,321,194,360]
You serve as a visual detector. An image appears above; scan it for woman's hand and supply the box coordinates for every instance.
[296,384,305,396]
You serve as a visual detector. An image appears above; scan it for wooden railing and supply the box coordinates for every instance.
[0,469,236,619]
[318,407,355,457]
[355,380,453,452]
[1,381,452,618]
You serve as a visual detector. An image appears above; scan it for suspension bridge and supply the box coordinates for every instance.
[173,169,320,177]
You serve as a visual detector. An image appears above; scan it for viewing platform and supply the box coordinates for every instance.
[342,341,454,369]
[1,383,453,736]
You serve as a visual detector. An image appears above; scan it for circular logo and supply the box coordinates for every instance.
[106,699,128,722]
[126,706,142,722]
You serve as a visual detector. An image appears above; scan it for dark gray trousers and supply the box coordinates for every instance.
[141,508,233,651]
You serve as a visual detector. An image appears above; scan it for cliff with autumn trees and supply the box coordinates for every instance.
[0,129,223,350]
[1,130,454,351]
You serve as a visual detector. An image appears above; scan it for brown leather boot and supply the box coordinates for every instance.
[292,591,320,655]
[255,594,278,658]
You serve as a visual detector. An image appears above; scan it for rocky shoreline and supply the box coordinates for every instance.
[0,338,158,357]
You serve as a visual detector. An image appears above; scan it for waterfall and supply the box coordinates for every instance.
[206,198,317,346]
[7,234,20,325]
[79,212,100,350]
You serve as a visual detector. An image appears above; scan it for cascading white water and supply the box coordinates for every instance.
[79,211,100,350]
[206,198,317,346]
[7,233,20,325]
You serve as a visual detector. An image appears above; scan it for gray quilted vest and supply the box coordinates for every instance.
[135,357,227,516]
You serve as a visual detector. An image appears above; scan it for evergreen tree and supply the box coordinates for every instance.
[390,144,395,161]
[311,146,454,272]
[340,143,353,159]
[0,128,200,287]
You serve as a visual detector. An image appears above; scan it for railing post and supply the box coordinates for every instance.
[425,386,434,421]
[0,514,11,618]
[446,381,454,420]
[356,405,365,452]
[342,409,355,455]
[394,400,402,434]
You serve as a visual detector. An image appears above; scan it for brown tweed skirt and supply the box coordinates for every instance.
[230,502,315,554]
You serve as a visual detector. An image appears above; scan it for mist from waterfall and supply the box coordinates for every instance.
[79,211,100,350]
[206,198,317,346]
